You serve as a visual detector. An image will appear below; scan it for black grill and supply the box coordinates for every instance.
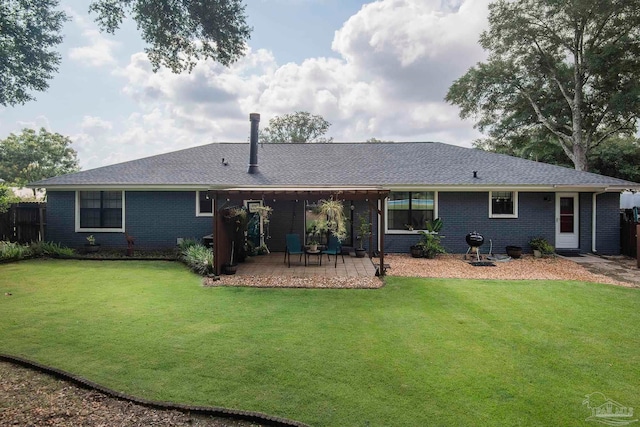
[465,231,484,248]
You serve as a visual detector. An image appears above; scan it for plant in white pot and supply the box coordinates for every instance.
[84,235,100,253]
[528,236,555,258]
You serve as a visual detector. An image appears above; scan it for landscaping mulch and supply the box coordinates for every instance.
[385,254,635,287]
[0,362,264,427]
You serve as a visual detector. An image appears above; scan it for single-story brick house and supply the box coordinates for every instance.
[31,114,639,274]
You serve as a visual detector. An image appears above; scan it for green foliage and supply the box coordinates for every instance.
[318,198,347,241]
[355,213,371,250]
[180,243,214,275]
[176,238,200,252]
[417,218,445,258]
[260,111,333,143]
[3,263,640,426]
[0,0,68,106]
[1,1,250,106]
[446,0,640,171]
[0,241,32,260]
[528,237,555,255]
[0,184,20,213]
[89,0,251,73]
[589,137,640,182]
[0,128,80,187]
[30,241,75,258]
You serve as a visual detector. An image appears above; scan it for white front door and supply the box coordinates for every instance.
[555,193,579,249]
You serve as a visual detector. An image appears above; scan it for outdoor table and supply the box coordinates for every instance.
[305,248,322,266]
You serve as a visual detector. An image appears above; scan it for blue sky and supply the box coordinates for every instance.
[0,0,490,170]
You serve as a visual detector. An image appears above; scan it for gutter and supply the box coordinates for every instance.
[591,191,606,253]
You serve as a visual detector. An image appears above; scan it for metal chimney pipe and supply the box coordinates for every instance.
[248,113,260,174]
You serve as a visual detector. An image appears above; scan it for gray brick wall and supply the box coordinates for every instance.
[46,190,622,255]
[386,192,555,254]
[595,192,620,255]
[46,191,213,250]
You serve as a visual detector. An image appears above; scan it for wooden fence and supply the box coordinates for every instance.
[620,210,637,258]
[0,203,46,243]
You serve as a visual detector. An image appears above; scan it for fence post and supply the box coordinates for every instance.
[637,224,640,269]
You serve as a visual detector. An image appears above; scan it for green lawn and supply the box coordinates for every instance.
[1,259,639,426]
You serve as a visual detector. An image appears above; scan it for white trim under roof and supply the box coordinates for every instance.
[32,183,640,192]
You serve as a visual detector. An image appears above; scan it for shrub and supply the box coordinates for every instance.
[0,241,33,261]
[30,241,75,258]
[181,244,214,275]
[417,218,446,259]
[177,238,200,252]
[528,237,555,255]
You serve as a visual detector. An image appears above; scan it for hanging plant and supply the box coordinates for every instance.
[254,205,273,224]
[318,198,347,241]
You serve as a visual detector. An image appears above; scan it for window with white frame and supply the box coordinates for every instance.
[76,191,124,231]
[387,191,435,231]
[196,191,213,216]
[489,191,518,218]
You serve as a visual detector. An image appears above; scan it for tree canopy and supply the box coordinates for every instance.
[0,128,80,187]
[0,0,68,106]
[446,0,640,171]
[89,0,251,73]
[0,0,251,106]
[260,111,333,143]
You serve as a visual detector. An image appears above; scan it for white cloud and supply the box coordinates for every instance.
[67,9,119,67]
[75,0,489,169]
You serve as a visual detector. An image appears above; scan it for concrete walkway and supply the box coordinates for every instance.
[561,254,640,287]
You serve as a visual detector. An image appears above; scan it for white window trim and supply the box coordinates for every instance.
[384,190,439,234]
[196,190,213,217]
[75,190,126,232]
[489,191,518,218]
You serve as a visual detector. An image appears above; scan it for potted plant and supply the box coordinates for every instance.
[505,245,522,259]
[355,214,371,258]
[416,218,445,259]
[306,219,328,251]
[84,235,100,253]
[223,240,238,274]
[529,236,555,257]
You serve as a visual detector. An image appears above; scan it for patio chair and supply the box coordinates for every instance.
[284,233,305,267]
[322,235,344,268]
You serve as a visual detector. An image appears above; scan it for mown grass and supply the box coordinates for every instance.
[1,259,639,426]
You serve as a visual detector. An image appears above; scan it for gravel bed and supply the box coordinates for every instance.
[385,254,632,286]
[201,253,634,288]
[205,275,383,289]
[0,362,264,427]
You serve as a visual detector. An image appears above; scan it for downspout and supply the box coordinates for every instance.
[592,191,605,253]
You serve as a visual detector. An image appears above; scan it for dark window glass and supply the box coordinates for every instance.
[560,197,574,232]
[199,192,212,214]
[491,191,514,215]
[388,192,434,230]
[79,191,123,229]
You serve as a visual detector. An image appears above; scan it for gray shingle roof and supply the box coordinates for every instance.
[30,142,638,188]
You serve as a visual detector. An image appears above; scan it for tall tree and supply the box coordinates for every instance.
[0,0,68,106]
[0,1,251,106]
[89,0,251,73]
[589,136,640,183]
[260,111,333,143]
[446,0,640,171]
[0,128,80,187]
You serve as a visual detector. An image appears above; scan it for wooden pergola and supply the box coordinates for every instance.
[209,187,390,276]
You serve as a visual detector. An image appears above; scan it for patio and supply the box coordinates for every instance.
[207,252,382,288]
[235,251,377,277]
